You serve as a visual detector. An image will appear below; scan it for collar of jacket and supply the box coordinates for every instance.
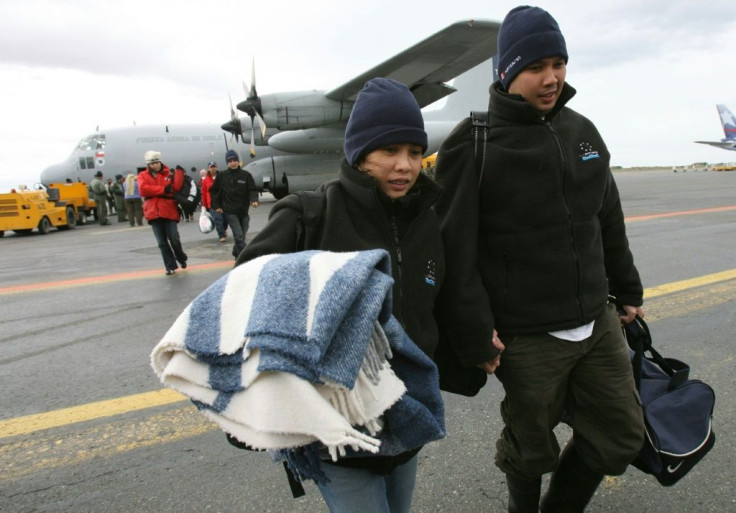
[148,164,171,178]
[489,80,576,124]
[225,167,243,175]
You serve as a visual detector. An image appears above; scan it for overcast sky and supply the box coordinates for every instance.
[2,0,735,191]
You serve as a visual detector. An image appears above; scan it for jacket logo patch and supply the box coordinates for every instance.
[579,141,600,161]
[424,260,436,286]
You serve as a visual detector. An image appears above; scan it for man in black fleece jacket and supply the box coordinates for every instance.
[210,149,259,258]
[434,6,645,513]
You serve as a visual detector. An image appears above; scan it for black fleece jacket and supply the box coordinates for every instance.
[235,160,445,475]
[433,81,643,367]
[210,167,258,215]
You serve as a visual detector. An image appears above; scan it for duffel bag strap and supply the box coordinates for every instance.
[624,316,690,390]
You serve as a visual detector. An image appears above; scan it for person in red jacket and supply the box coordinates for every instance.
[138,150,188,275]
[201,161,228,242]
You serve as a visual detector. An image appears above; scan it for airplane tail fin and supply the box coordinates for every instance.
[716,104,736,140]
[422,57,496,121]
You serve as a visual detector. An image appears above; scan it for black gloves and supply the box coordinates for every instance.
[164,184,172,194]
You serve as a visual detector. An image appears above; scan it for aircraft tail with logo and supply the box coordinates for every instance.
[695,104,736,150]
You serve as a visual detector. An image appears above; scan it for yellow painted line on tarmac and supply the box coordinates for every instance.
[0,260,232,295]
[0,406,211,480]
[626,205,736,222]
[2,267,736,442]
[0,388,186,439]
[644,268,736,299]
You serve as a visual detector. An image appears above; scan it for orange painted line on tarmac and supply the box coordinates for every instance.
[0,260,233,295]
[3,205,734,295]
[626,205,736,222]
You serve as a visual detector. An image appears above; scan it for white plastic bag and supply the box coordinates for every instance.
[199,210,214,234]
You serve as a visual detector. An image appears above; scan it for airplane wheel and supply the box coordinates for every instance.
[0,231,4,238]
[271,189,288,200]
[38,216,51,235]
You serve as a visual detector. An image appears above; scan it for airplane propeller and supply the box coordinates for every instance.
[240,58,267,157]
[220,92,245,144]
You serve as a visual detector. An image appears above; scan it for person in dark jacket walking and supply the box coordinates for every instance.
[433,6,645,513]
[235,77,476,513]
[210,149,259,258]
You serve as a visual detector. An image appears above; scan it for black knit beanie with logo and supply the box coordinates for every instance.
[497,5,568,90]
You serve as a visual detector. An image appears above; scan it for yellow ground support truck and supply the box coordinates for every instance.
[0,182,96,237]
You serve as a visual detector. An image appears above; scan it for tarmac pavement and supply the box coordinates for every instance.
[1,175,734,512]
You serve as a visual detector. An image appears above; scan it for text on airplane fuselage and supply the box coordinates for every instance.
[134,135,222,144]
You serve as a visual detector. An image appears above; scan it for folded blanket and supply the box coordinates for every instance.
[151,249,444,481]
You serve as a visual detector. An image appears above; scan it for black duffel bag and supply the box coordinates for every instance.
[623,316,716,486]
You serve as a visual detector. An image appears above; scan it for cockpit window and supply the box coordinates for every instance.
[76,134,106,151]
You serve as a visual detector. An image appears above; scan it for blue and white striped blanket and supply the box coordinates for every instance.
[151,250,445,475]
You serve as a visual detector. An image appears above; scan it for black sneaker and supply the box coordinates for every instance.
[180,261,188,269]
[166,269,176,275]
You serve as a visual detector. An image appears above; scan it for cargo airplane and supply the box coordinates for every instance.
[695,104,736,151]
[41,20,500,199]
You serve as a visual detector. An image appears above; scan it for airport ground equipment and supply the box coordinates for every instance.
[47,182,98,222]
[0,182,96,237]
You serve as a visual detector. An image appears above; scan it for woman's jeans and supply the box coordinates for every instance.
[150,218,187,271]
[316,455,418,513]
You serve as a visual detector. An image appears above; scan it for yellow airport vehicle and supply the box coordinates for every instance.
[422,152,437,170]
[422,153,438,178]
[0,182,96,237]
[712,163,736,171]
[47,182,98,222]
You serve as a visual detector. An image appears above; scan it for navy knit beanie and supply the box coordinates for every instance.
[225,149,239,162]
[343,78,428,166]
[497,6,568,90]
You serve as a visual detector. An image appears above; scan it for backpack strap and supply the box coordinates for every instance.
[470,110,490,186]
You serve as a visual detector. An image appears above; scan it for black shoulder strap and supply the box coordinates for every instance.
[470,110,490,187]
[293,190,326,251]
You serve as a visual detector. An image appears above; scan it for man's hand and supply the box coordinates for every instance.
[619,304,644,324]
[477,330,505,374]
[215,208,223,214]
[251,201,260,208]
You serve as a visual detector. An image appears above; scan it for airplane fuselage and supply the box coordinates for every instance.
[40,124,270,185]
[40,20,502,200]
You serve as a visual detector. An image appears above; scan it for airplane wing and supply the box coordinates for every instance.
[325,19,501,108]
[695,140,736,149]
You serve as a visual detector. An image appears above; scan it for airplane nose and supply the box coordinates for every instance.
[40,162,71,185]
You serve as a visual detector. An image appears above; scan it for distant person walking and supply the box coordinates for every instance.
[124,172,144,227]
[210,150,259,258]
[138,151,188,275]
[111,174,127,222]
[201,161,228,242]
[105,178,116,215]
[88,171,110,225]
